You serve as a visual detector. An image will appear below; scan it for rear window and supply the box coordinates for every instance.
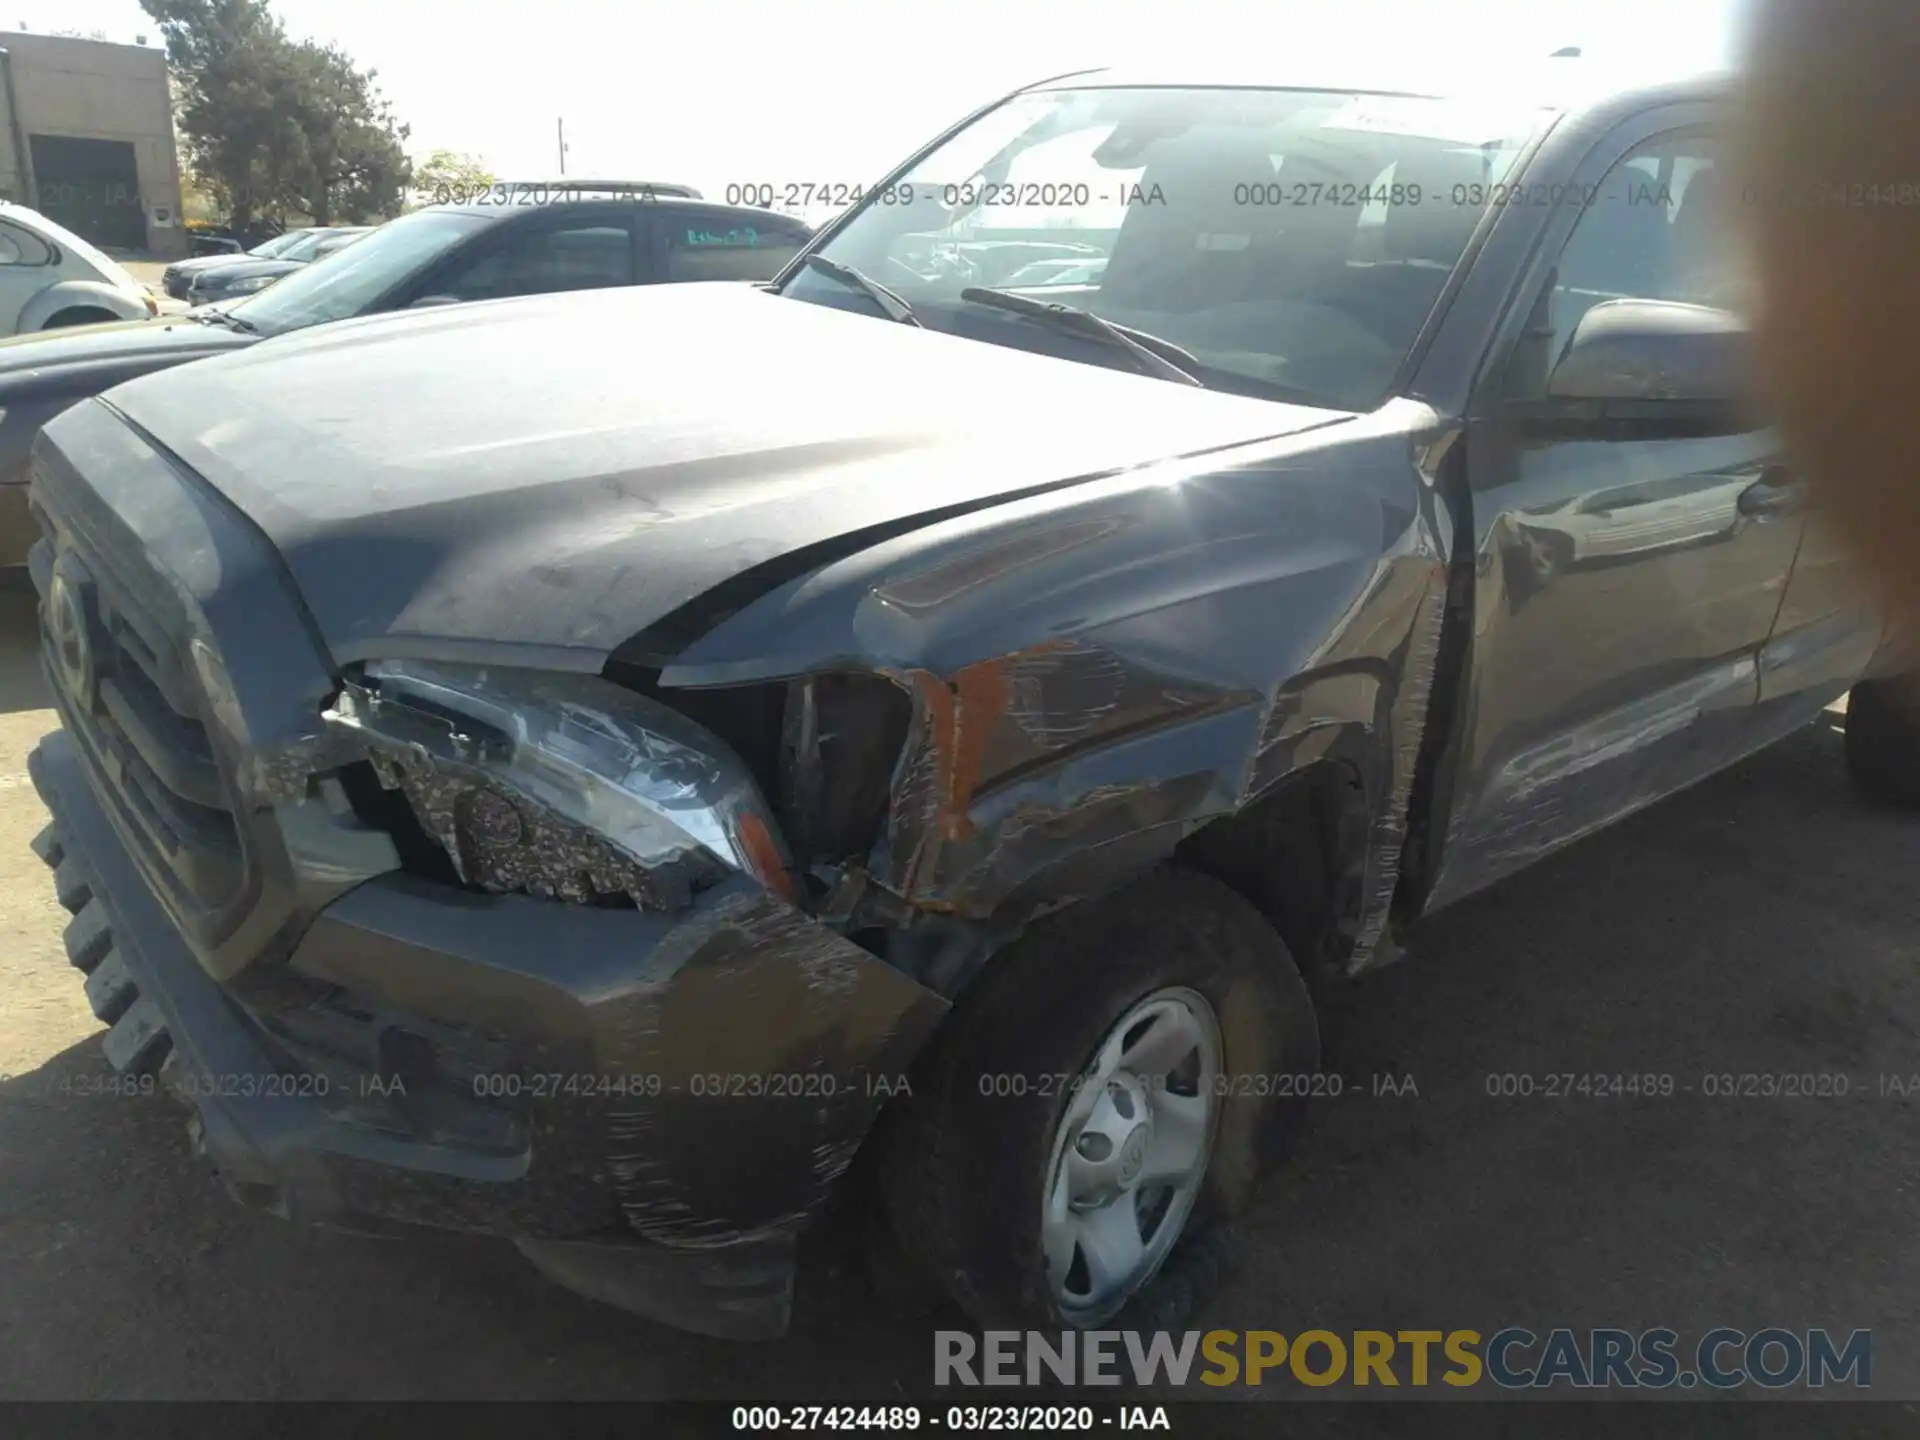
[0,223,51,265]
[16,210,138,288]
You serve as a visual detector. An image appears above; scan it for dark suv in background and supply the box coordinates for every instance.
[185,227,372,305]
[0,188,813,570]
[163,228,324,299]
[163,228,316,299]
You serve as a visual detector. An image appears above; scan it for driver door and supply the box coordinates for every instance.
[1424,114,1807,910]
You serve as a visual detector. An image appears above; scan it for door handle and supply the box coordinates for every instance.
[1737,466,1809,519]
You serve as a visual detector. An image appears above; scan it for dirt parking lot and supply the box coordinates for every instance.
[0,578,1916,1407]
[120,259,189,314]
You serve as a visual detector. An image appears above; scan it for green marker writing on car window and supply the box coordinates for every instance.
[686,227,758,246]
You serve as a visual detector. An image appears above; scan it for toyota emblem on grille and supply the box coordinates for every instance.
[47,563,96,706]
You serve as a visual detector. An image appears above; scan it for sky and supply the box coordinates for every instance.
[20,0,1753,210]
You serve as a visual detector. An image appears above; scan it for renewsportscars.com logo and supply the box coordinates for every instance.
[935,1328,1872,1390]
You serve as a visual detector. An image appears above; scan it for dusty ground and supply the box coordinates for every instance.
[120,259,190,314]
[0,579,1916,1406]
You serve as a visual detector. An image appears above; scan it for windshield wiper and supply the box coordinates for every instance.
[958,287,1202,386]
[801,254,920,325]
[189,307,257,334]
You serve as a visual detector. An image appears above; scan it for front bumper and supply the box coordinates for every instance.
[30,727,947,1338]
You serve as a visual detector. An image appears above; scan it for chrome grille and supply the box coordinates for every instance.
[33,499,256,943]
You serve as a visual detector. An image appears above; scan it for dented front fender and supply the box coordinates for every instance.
[660,400,1458,968]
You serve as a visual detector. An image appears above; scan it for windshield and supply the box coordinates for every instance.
[250,230,309,258]
[228,209,492,335]
[779,86,1552,410]
[278,229,342,263]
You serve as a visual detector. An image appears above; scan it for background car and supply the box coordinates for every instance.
[1000,256,1110,288]
[184,219,289,256]
[0,202,156,336]
[0,190,813,570]
[186,227,371,304]
[162,228,321,298]
[1510,465,1761,594]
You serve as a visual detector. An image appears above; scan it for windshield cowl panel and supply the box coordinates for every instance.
[781,86,1552,411]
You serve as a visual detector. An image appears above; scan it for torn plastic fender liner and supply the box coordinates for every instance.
[291,871,950,1248]
[873,639,1262,908]
[889,646,1065,846]
[880,638,1161,848]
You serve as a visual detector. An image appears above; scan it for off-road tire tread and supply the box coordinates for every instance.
[29,791,177,1082]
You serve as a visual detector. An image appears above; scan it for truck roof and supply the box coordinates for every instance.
[1024,58,1730,118]
[430,193,807,226]
[475,179,702,198]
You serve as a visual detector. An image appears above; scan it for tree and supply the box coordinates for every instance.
[141,0,290,229]
[413,149,495,204]
[141,0,411,227]
[278,41,412,223]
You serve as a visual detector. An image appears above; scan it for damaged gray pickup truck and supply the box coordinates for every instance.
[24,64,1919,1340]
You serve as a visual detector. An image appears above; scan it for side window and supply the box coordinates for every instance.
[1541,130,1743,370]
[0,223,52,266]
[662,216,810,282]
[280,231,329,263]
[434,219,635,301]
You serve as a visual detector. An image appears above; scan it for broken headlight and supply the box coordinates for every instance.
[324,660,794,910]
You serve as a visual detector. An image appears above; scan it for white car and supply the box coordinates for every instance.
[1510,469,1760,589]
[0,202,157,335]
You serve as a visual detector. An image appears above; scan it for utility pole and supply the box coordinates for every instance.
[557,118,568,177]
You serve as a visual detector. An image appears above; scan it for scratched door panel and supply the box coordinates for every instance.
[1424,125,1801,910]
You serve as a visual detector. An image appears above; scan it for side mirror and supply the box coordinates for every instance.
[1546,297,1753,406]
[407,294,462,309]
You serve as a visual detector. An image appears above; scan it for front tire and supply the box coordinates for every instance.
[885,868,1319,1330]
[1845,673,1920,807]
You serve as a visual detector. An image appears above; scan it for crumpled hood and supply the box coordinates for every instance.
[101,282,1351,668]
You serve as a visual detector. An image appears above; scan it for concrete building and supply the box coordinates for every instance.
[0,31,188,258]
